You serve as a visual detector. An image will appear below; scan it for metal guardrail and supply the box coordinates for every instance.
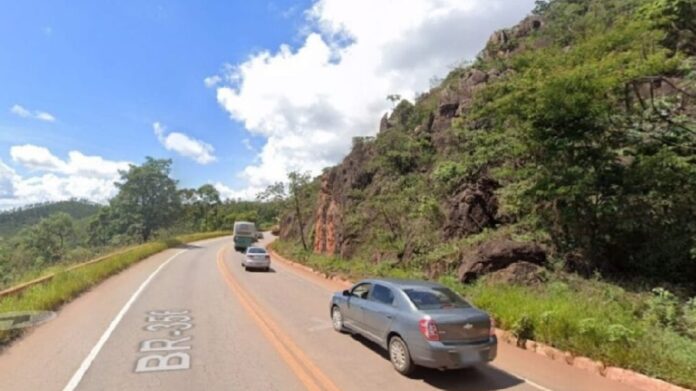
[0,232,231,299]
[0,247,132,299]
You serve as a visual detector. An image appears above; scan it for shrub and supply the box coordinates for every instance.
[512,315,535,340]
[433,161,468,193]
[606,324,635,345]
[645,288,680,327]
[683,298,696,339]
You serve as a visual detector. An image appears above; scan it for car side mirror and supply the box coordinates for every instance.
[342,290,351,297]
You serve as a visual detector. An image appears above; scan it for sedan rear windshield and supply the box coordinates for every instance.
[247,248,266,254]
[403,287,471,310]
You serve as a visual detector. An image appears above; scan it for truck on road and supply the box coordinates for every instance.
[233,221,257,252]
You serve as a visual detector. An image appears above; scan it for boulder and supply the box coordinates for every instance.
[444,178,498,239]
[467,69,489,86]
[458,240,547,283]
[488,30,509,47]
[486,261,547,285]
[438,102,459,119]
[515,16,543,38]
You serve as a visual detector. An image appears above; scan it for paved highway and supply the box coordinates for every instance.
[0,236,643,391]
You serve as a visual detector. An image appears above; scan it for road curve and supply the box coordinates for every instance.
[0,236,643,391]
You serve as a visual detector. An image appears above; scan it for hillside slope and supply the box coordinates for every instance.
[276,1,696,387]
[0,200,101,238]
[284,0,696,286]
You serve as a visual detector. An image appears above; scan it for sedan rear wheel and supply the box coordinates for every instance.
[389,336,414,375]
[331,306,344,332]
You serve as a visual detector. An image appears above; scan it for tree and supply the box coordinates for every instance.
[256,182,286,203]
[111,158,181,242]
[256,182,286,229]
[22,212,76,263]
[386,94,402,106]
[533,0,551,15]
[288,172,311,251]
[87,207,115,246]
[179,184,223,231]
[196,184,221,205]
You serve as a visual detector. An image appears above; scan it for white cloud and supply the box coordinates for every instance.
[10,144,66,172]
[64,151,132,178]
[204,75,222,88]
[213,182,262,201]
[153,122,217,165]
[9,104,57,122]
[10,104,31,118]
[35,111,56,122]
[213,0,536,194]
[0,146,132,210]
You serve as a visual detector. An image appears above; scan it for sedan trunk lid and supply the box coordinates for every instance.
[424,308,491,344]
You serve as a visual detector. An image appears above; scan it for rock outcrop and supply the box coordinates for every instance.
[444,178,499,239]
[313,174,340,255]
[486,261,547,285]
[458,240,547,283]
[311,137,375,258]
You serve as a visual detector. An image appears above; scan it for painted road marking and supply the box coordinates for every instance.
[217,246,342,391]
[269,253,559,391]
[62,249,187,391]
[505,370,556,391]
[135,309,193,373]
[523,378,556,391]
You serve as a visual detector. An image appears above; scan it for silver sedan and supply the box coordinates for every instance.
[329,278,497,375]
[242,247,271,271]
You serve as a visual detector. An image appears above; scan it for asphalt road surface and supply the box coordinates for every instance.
[0,236,644,391]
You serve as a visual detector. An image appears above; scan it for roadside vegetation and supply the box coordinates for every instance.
[0,156,280,347]
[272,0,696,388]
[0,231,226,346]
[0,158,280,291]
[0,200,100,238]
[273,239,696,388]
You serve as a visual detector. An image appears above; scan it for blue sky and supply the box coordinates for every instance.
[0,0,310,196]
[0,0,535,209]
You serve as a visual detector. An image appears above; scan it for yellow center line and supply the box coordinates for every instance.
[216,246,342,391]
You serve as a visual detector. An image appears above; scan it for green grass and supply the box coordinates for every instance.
[272,239,696,389]
[452,280,696,388]
[0,231,228,346]
[271,240,425,281]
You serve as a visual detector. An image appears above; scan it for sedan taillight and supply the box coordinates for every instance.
[489,317,496,337]
[418,316,440,341]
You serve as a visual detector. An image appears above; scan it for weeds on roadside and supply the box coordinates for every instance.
[273,239,696,389]
[0,231,226,346]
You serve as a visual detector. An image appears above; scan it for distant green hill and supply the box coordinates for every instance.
[0,200,101,238]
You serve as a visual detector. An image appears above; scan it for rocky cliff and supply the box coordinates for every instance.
[282,0,696,285]
[304,12,549,282]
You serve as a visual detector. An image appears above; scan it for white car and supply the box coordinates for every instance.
[242,247,271,271]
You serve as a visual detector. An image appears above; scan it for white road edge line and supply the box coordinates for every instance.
[505,370,556,391]
[62,249,187,391]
